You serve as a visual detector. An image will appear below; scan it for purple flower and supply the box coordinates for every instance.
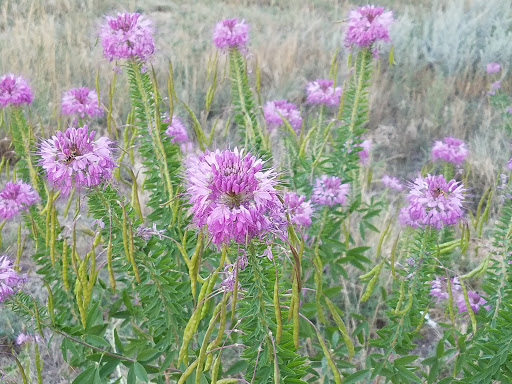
[164,115,189,144]
[16,333,40,346]
[263,100,302,134]
[403,174,465,229]
[486,62,501,74]
[184,148,279,246]
[0,255,23,302]
[283,192,314,228]
[61,87,103,119]
[344,5,394,49]
[456,291,490,314]
[136,223,165,241]
[358,139,371,166]
[381,175,403,191]
[0,181,39,220]
[488,81,501,95]
[306,79,342,107]
[100,12,155,62]
[213,18,249,52]
[0,74,33,108]
[398,206,418,228]
[38,125,116,194]
[431,137,469,165]
[311,175,350,207]
[429,276,461,304]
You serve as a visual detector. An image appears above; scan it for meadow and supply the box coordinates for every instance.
[0,0,512,383]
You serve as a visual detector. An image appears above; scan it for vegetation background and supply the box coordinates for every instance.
[0,0,511,382]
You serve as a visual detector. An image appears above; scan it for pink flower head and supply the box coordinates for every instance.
[0,181,39,219]
[185,148,279,246]
[213,18,249,52]
[344,5,394,49]
[358,139,371,166]
[100,12,155,62]
[306,79,342,107]
[263,100,302,133]
[0,255,23,302]
[429,276,461,304]
[0,74,33,107]
[403,174,465,229]
[486,62,501,74]
[283,192,314,228]
[164,115,189,144]
[38,125,116,194]
[488,81,501,95]
[456,291,490,314]
[381,175,403,191]
[312,175,350,207]
[431,137,469,165]
[16,333,41,346]
[61,87,103,119]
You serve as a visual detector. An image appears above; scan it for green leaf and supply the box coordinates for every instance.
[72,367,96,384]
[134,362,148,382]
[343,369,370,384]
[85,334,111,349]
[394,355,419,366]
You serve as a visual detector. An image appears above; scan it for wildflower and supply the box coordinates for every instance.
[263,100,302,133]
[262,245,273,261]
[213,18,249,51]
[100,12,155,62]
[429,276,461,304]
[16,333,41,346]
[358,139,371,166]
[431,137,468,165]
[136,223,165,241]
[38,125,116,194]
[311,175,350,207]
[306,79,342,107]
[456,291,490,314]
[92,219,105,232]
[61,87,103,119]
[0,255,23,302]
[0,181,39,220]
[0,74,33,108]
[488,81,501,96]
[185,148,279,245]
[381,175,403,191]
[283,192,313,228]
[404,174,465,229]
[486,62,501,74]
[164,115,189,143]
[344,5,394,49]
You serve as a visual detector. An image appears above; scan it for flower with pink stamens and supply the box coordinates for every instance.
[0,181,39,219]
[263,100,302,133]
[345,5,394,48]
[312,175,350,207]
[0,74,33,107]
[306,79,342,107]
[213,18,249,52]
[431,137,468,165]
[61,87,103,119]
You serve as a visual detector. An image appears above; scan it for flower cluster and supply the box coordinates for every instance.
[0,255,23,302]
[488,81,501,96]
[431,137,468,165]
[358,139,371,166]
[312,175,350,207]
[344,5,394,49]
[213,18,249,52]
[401,174,465,229]
[0,181,39,220]
[38,125,116,194]
[283,192,314,228]
[381,175,403,191]
[306,79,342,107]
[185,148,279,245]
[16,333,41,346]
[486,62,501,74]
[61,87,103,119]
[163,115,193,153]
[430,276,489,314]
[0,74,33,108]
[263,100,302,133]
[100,12,155,62]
